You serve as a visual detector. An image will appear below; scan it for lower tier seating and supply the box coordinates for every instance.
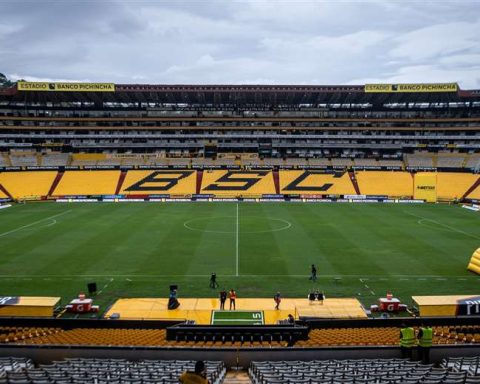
[53,170,120,196]
[250,359,480,384]
[0,171,58,199]
[356,171,413,197]
[0,357,225,384]
[6,326,480,348]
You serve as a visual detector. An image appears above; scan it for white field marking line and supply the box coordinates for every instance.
[236,203,239,277]
[0,210,71,238]
[183,216,291,234]
[359,278,375,295]
[404,211,480,240]
[97,278,114,295]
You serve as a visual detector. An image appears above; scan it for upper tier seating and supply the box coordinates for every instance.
[465,154,480,170]
[250,359,480,384]
[0,153,9,167]
[53,170,120,196]
[41,153,70,166]
[0,357,225,384]
[331,158,354,168]
[120,170,196,195]
[437,153,467,168]
[201,170,276,197]
[70,153,106,166]
[0,171,58,199]
[9,153,37,167]
[406,153,434,168]
[356,171,413,197]
[279,171,356,195]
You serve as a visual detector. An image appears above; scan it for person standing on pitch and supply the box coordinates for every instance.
[309,264,317,281]
[219,289,227,310]
[274,292,281,310]
[210,272,218,288]
[229,289,236,310]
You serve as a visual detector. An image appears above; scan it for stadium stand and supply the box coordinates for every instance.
[466,184,480,200]
[437,172,480,200]
[249,359,480,384]
[8,152,38,167]
[70,153,106,166]
[405,152,435,168]
[0,357,226,384]
[0,153,9,167]
[355,171,413,197]
[280,171,356,195]
[0,171,58,199]
[465,154,480,170]
[120,170,196,195]
[52,170,120,196]
[40,152,70,166]
[201,170,276,197]
[437,153,468,169]
[7,324,480,348]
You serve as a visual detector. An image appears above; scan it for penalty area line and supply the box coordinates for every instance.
[0,210,71,238]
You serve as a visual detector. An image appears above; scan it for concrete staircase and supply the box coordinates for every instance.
[223,370,252,384]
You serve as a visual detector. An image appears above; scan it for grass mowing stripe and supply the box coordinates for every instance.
[0,209,71,238]
[404,211,480,240]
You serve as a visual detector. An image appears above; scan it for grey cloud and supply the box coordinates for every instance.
[1,0,479,88]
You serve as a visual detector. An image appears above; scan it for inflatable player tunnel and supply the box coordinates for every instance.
[467,248,480,274]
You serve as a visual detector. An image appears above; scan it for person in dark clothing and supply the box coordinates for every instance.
[209,272,218,288]
[309,264,317,281]
[274,292,281,310]
[219,289,227,310]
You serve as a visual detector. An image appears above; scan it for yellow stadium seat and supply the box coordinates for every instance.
[356,171,413,197]
[120,170,196,196]
[0,171,58,199]
[201,170,276,197]
[280,170,356,195]
[437,172,479,200]
[53,170,120,196]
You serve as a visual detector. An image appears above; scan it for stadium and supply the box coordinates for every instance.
[0,79,480,383]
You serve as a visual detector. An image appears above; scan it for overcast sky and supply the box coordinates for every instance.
[1,0,479,88]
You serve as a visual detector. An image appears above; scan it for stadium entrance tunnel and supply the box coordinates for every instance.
[183,216,292,234]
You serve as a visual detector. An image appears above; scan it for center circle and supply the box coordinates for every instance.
[183,216,292,234]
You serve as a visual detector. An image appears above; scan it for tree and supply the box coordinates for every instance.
[0,73,14,88]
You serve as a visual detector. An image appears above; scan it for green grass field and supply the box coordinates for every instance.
[211,310,264,325]
[0,202,478,313]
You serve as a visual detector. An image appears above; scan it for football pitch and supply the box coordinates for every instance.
[0,202,478,312]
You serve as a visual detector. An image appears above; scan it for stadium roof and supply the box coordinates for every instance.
[1,82,479,105]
